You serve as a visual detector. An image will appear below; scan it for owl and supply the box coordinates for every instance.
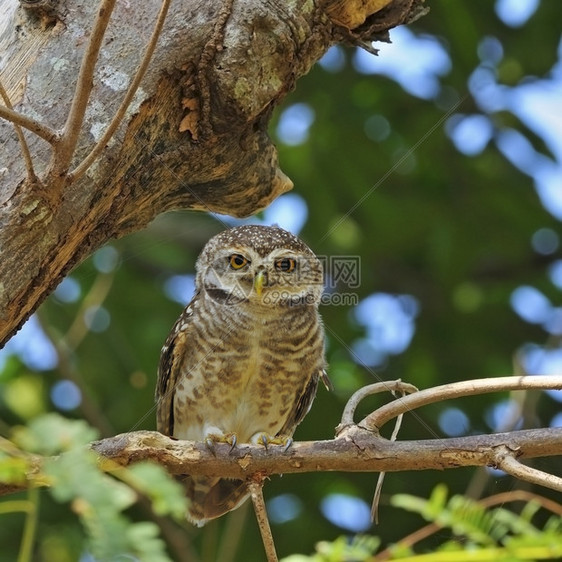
[155,224,329,526]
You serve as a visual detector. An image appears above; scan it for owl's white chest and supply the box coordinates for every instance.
[173,313,296,442]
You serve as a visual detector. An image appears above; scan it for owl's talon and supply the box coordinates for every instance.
[251,432,293,451]
[282,437,293,452]
[258,434,269,450]
[204,432,238,454]
[205,437,217,455]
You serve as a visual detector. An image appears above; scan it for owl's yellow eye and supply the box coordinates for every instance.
[275,258,296,272]
[229,254,249,269]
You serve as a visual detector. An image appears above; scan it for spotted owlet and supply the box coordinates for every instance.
[155,225,329,526]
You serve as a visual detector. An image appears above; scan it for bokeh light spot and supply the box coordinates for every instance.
[353,27,451,99]
[130,371,148,389]
[320,494,372,532]
[446,114,493,156]
[364,114,391,142]
[318,45,346,72]
[263,193,308,235]
[267,494,303,524]
[93,245,120,273]
[548,260,562,289]
[276,103,315,146]
[84,306,111,333]
[54,277,81,303]
[51,380,82,411]
[164,274,195,305]
[439,407,470,437]
[485,399,522,431]
[510,285,551,324]
[0,315,58,372]
[477,36,504,64]
[531,228,559,255]
[495,0,539,28]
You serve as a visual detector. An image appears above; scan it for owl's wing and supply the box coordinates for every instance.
[277,370,315,437]
[155,299,196,436]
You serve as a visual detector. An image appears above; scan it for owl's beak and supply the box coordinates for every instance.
[254,270,266,297]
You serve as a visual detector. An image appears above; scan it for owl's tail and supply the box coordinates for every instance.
[182,475,250,527]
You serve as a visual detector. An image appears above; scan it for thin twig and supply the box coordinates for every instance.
[338,380,418,432]
[362,375,562,432]
[52,0,117,176]
[496,453,562,492]
[478,490,562,515]
[248,479,278,562]
[0,104,59,144]
[0,81,37,182]
[70,0,172,181]
[371,389,408,523]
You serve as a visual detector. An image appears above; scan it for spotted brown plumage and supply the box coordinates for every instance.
[155,225,328,526]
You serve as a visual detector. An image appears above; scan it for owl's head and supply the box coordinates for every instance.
[196,225,323,307]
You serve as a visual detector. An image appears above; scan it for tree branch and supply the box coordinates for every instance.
[3,426,560,498]
[496,454,562,492]
[0,103,59,144]
[2,376,561,498]
[359,375,562,432]
[249,478,278,562]
[88,426,562,478]
[0,80,36,182]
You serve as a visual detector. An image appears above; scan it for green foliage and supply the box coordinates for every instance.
[282,535,380,562]
[119,462,187,519]
[289,486,562,561]
[13,413,98,455]
[1,414,186,561]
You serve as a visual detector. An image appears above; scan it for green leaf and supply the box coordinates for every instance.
[44,449,135,510]
[124,462,187,519]
[0,454,29,485]
[426,483,449,519]
[13,413,98,455]
[126,522,173,562]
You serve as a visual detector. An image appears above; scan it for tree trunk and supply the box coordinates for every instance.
[0,0,425,346]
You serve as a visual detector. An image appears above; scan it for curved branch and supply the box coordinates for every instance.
[338,380,418,430]
[496,453,562,493]
[362,375,562,432]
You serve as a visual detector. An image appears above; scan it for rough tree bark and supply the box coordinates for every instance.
[0,0,426,347]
